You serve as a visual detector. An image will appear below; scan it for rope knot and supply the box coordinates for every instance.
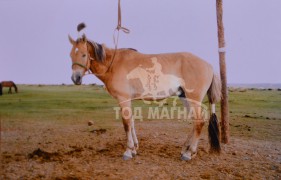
[116,0,130,34]
[117,25,130,34]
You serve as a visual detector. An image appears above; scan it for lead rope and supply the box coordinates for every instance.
[109,0,130,71]
[116,0,130,34]
[86,0,129,77]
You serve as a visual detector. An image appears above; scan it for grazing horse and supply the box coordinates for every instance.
[1,81,18,94]
[68,30,221,161]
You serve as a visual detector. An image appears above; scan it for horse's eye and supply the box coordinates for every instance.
[82,54,86,58]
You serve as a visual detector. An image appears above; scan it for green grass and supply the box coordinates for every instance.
[226,90,281,141]
[1,85,280,141]
[0,85,116,124]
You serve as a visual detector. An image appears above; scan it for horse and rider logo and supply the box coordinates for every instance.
[143,57,162,91]
[127,57,193,106]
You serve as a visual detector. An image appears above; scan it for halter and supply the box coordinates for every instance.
[71,41,114,76]
[71,43,93,76]
[72,62,88,70]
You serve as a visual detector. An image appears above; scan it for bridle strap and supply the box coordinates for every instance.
[72,62,88,70]
[72,58,91,75]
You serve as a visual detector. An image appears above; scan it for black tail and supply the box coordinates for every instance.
[207,74,221,153]
[208,113,221,153]
[0,84,2,96]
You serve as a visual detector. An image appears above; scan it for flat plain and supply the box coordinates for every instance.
[1,85,281,179]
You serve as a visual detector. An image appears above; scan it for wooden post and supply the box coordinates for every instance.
[216,0,229,144]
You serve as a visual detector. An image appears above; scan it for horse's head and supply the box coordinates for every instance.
[68,34,89,85]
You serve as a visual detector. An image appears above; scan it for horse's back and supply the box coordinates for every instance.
[1,81,15,86]
[123,51,212,70]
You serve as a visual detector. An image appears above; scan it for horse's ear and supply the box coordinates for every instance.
[68,35,75,45]
[82,34,87,43]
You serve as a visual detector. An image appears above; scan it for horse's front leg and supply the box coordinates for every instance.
[131,117,139,157]
[119,100,138,160]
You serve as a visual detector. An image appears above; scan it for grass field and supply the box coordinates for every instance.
[1,85,281,179]
[1,85,280,139]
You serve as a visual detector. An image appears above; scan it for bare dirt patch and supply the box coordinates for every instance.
[1,120,280,179]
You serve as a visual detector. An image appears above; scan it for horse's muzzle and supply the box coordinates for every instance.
[71,72,82,85]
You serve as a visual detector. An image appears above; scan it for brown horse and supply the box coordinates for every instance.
[68,27,221,161]
[1,81,18,94]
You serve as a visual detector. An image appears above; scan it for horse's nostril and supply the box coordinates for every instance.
[71,73,82,85]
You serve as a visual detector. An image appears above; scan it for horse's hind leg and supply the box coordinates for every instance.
[181,98,205,161]
[8,87,12,94]
[118,98,138,160]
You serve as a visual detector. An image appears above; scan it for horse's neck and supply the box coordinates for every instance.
[89,46,116,83]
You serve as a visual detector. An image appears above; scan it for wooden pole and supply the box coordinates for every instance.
[216,0,229,144]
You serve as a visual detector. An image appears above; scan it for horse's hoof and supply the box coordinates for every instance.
[123,155,132,161]
[132,152,137,157]
[181,154,191,161]
[132,148,137,157]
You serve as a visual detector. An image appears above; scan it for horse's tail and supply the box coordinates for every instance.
[207,74,221,153]
[12,82,18,93]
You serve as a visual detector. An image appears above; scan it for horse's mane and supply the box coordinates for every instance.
[119,48,138,52]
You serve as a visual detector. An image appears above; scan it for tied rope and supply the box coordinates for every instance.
[112,0,130,61]
[116,0,130,34]
[85,0,130,76]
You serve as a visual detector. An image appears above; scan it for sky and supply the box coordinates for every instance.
[0,0,280,85]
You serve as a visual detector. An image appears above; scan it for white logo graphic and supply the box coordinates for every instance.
[127,57,192,106]
[115,57,209,121]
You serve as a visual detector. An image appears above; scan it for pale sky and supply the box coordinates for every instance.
[0,0,280,84]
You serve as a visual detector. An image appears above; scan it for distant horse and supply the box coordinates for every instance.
[68,25,221,161]
[1,81,18,94]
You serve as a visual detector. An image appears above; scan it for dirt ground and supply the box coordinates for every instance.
[1,119,280,180]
